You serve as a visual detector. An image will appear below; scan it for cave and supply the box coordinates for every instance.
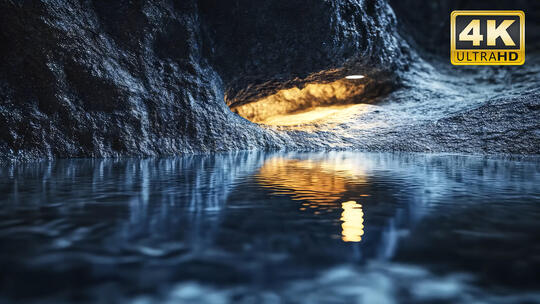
[0,0,540,303]
[0,0,538,158]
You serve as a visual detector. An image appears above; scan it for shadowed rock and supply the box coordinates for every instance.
[0,0,538,161]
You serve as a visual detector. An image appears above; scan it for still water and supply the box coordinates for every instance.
[0,152,539,303]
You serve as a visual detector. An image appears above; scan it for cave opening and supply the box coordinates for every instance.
[227,74,380,127]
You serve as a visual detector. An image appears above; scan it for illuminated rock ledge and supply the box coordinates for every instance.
[229,76,381,127]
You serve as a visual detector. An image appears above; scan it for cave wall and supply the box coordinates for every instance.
[1,0,537,160]
[0,0,277,160]
[198,0,409,106]
[0,0,408,160]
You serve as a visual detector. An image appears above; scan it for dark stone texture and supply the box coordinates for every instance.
[198,0,408,107]
[0,0,289,160]
[421,89,540,154]
[0,0,538,161]
[0,0,407,161]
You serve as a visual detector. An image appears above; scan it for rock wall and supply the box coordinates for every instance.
[198,0,408,106]
[0,0,538,161]
[0,0,287,160]
[0,0,407,161]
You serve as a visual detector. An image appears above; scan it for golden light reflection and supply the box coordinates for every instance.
[256,157,367,242]
[341,201,364,242]
[230,79,367,126]
[257,157,366,205]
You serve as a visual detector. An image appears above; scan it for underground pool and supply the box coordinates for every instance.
[1,151,539,303]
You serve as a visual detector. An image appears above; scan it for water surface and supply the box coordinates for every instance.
[1,152,539,303]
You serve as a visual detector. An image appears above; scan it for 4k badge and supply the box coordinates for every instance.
[451,11,525,65]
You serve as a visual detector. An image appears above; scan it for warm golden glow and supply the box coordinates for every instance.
[257,157,349,204]
[256,156,368,242]
[256,157,367,205]
[230,79,367,126]
[259,104,359,126]
[340,201,364,242]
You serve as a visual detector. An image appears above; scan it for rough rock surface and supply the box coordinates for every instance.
[0,0,286,160]
[199,0,408,107]
[418,89,540,154]
[281,59,540,154]
[0,0,538,161]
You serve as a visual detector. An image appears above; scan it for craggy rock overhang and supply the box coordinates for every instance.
[0,0,538,161]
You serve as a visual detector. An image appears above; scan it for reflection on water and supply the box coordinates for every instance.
[256,157,367,242]
[256,156,367,204]
[257,157,354,204]
[341,201,364,242]
[0,152,539,303]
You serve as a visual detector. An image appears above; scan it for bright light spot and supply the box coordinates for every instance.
[255,157,368,243]
[260,104,359,126]
[230,79,367,126]
[345,75,365,80]
[341,201,364,242]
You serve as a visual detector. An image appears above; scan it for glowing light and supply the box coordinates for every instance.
[256,156,367,205]
[256,158,349,204]
[230,79,367,126]
[341,201,364,242]
[345,75,365,80]
[255,157,367,243]
[260,104,357,126]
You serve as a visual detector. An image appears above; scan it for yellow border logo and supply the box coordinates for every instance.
[450,10,525,65]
